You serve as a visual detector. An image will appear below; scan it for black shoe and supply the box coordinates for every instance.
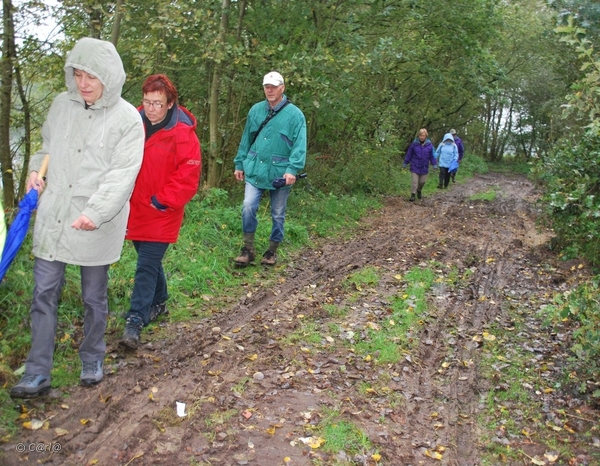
[80,360,104,386]
[234,246,255,267]
[120,315,144,350]
[437,184,443,189]
[149,302,168,322]
[451,176,456,183]
[10,374,51,399]
[417,190,422,199]
[409,193,416,202]
[260,250,277,265]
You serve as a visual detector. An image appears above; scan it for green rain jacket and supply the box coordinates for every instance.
[234,96,307,190]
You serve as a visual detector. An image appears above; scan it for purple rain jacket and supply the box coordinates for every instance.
[453,135,465,161]
[404,137,437,175]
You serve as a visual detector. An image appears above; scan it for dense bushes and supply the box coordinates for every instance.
[542,277,600,390]
[533,132,600,269]
[533,133,600,385]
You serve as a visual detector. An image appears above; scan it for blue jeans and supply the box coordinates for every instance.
[242,182,291,243]
[125,241,169,326]
[26,258,109,376]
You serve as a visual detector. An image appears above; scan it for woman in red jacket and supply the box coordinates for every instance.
[120,74,201,349]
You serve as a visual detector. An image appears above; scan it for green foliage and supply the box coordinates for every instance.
[353,265,436,363]
[305,143,406,196]
[342,266,380,291]
[541,276,600,380]
[533,132,600,268]
[317,407,373,455]
[462,153,489,175]
[469,189,498,202]
[555,17,600,133]
[282,321,323,347]
[530,19,600,271]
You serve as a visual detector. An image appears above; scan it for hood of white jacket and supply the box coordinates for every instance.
[64,37,126,109]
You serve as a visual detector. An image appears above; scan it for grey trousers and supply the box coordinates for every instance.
[411,172,428,194]
[25,258,110,376]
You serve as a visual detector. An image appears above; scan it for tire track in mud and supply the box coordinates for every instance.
[1,173,553,466]
[387,177,544,465]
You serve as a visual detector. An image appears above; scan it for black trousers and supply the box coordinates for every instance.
[438,167,451,187]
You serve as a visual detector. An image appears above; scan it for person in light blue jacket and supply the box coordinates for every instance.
[435,133,459,189]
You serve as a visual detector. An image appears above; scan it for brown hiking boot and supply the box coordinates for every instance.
[234,247,255,267]
[260,250,277,265]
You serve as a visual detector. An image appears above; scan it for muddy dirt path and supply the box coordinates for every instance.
[1,173,595,466]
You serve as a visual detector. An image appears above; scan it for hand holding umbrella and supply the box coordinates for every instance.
[0,155,49,281]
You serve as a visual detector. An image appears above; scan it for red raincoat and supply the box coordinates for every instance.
[126,105,201,243]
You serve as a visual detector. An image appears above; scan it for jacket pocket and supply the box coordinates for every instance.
[242,149,258,174]
[269,156,290,180]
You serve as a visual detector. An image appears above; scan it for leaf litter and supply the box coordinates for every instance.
[2,173,599,465]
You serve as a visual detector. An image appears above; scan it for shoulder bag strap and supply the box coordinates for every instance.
[249,100,292,146]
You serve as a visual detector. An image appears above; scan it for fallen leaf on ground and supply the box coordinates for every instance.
[23,419,44,430]
[298,436,325,449]
[425,449,443,460]
[482,331,496,341]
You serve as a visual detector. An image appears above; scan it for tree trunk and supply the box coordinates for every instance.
[13,59,31,201]
[205,0,231,189]
[110,0,124,46]
[89,4,102,38]
[1,0,16,208]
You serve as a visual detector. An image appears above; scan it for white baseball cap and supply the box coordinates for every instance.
[263,71,284,86]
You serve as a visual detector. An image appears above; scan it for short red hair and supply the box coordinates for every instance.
[142,74,178,105]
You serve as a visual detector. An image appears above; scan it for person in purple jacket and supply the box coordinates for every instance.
[449,129,465,183]
[403,128,438,201]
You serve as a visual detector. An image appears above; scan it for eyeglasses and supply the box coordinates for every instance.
[143,100,165,109]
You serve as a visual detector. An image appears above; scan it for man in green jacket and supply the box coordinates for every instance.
[233,71,307,266]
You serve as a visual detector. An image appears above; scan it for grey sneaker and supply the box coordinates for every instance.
[234,247,255,267]
[119,315,144,350]
[9,373,51,399]
[81,360,104,386]
[149,302,168,322]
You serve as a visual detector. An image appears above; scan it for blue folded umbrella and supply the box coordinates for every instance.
[449,159,459,173]
[0,189,39,281]
[0,154,48,282]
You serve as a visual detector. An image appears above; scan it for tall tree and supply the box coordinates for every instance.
[1,0,17,208]
[110,0,124,46]
[206,0,232,189]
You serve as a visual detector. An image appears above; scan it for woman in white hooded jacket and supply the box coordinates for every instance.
[10,37,144,399]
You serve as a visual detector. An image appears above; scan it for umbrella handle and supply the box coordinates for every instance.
[38,154,50,179]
